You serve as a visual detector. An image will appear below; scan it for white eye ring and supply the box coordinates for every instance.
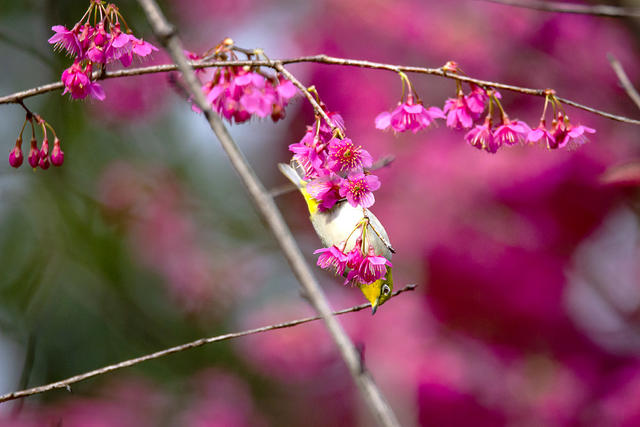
[382,284,391,295]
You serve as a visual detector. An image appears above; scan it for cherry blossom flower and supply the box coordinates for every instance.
[556,123,596,149]
[464,84,489,118]
[314,245,349,276]
[339,172,380,208]
[528,121,556,148]
[375,95,445,133]
[61,61,105,100]
[465,117,498,153]
[355,249,392,284]
[307,173,342,211]
[289,128,327,179]
[326,137,373,173]
[493,116,530,146]
[48,25,82,57]
[443,95,475,129]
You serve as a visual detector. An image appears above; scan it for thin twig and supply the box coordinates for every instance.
[273,62,338,132]
[608,53,640,111]
[479,0,640,18]
[135,1,401,426]
[1,56,639,125]
[0,284,417,404]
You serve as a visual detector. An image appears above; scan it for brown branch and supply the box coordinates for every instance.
[135,1,401,426]
[0,284,417,404]
[608,53,640,111]
[479,0,640,18]
[1,56,639,125]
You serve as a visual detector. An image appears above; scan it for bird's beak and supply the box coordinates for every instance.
[371,297,380,315]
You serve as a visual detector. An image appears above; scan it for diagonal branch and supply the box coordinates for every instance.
[1,56,639,125]
[608,53,640,111]
[479,0,640,18]
[135,1,401,426]
[0,284,417,404]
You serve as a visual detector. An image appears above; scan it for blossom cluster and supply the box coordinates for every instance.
[188,44,297,123]
[289,110,379,210]
[315,237,392,286]
[287,106,391,285]
[376,70,595,153]
[9,114,64,170]
[48,1,158,101]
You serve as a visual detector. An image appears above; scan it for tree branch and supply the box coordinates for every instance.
[1,56,639,125]
[135,1,401,425]
[608,53,640,111]
[479,0,640,18]
[0,284,417,404]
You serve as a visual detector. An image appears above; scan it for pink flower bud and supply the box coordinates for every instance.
[51,138,64,166]
[9,140,23,168]
[28,138,40,168]
[39,156,50,170]
[40,138,50,159]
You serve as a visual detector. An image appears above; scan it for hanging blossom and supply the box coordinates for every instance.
[375,94,445,133]
[314,234,392,287]
[48,1,158,101]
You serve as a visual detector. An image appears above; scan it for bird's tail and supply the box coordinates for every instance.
[278,161,306,189]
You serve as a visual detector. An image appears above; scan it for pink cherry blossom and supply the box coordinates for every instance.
[288,128,327,179]
[339,172,380,208]
[326,137,373,172]
[464,84,489,118]
[443,95,475,129]
[306,173,342,211]
[61,61,105,100]
[465,117,498,153]
[376,96,445,133]
[557,123,596,149]
[48,25,82,57]
[355,251,392,284]
[314,245,349,276]
[493,116,530,146]
[528,121,556,148]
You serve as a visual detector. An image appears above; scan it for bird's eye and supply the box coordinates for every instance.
[382,284,391,296]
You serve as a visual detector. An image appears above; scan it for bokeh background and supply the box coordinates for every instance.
[1,0,640,425]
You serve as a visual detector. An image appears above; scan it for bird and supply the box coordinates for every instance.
[279,161,394,314]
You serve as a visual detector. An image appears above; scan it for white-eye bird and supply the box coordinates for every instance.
[279,162,395,314]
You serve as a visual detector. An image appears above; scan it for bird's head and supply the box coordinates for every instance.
[358,268,393,315]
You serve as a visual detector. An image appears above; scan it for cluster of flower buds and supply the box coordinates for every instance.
[289,106,380,211]
[188,40,297,123]
[315,233,392,286]
[376,63,595,153]
[48,0,158,101]
[9,113,64,169]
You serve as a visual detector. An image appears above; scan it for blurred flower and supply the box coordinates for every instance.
[177,370,266,427]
